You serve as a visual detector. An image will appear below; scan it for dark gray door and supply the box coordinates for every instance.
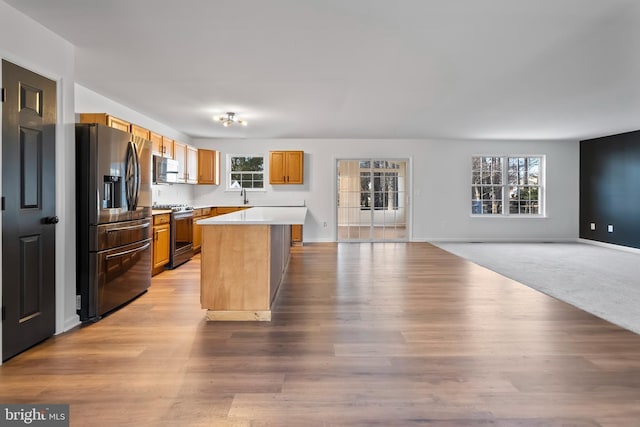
[2,60,57,361]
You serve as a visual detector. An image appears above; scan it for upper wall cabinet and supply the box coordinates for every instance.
[150,132,163,157]
[79,113,130,133]
[150,132,175,159]
[81,114,174,159]
[186,145,198,184]
[174,141,187,183]
[173,142,198,184]
[269,150,304,184]
[150,133,175,159]
[198,149,220,185]
[131,124,149,140]
[162,136,175,159]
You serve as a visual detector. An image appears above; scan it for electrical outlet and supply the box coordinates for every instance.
[607,224,614,233]
[323,222,328,228]
[590,223,596,230]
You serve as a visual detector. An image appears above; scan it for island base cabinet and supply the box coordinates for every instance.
[201,224,290,321]
[291,224,303,246]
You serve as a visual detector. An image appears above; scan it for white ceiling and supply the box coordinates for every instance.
[5,0,640,140]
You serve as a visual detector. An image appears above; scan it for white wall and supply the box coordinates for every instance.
[152,183,194,206]
[192,138,579,242]
[0,0,77,361]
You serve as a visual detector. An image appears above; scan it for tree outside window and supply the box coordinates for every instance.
[228,156,264,189]
[360,161,400,210]
[472,156,543,215]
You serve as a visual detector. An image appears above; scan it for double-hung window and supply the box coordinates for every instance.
[227,155,264,190]
[471,156,543,215]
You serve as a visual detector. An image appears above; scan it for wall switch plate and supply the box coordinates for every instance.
[607,224,614,233]
[590,223,596,230]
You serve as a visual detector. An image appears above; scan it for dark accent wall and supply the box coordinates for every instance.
[580,130,640,249]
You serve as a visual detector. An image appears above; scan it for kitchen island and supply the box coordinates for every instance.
[197,206,307,321]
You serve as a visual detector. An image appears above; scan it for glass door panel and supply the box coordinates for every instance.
[337,159,408,242]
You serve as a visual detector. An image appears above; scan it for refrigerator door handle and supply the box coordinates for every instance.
[105,242,151,260]
[125,141,139,211]
[106,222,150,233]
[132,141,140,210]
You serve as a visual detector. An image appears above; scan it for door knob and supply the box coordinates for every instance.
[43,216,60,225]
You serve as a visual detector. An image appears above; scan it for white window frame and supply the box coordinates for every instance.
[225,154,266,191]
[471,155,545,217]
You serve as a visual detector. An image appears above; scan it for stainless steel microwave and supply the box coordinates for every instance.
[153,155,179,184]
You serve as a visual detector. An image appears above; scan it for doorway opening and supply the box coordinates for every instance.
[337,159,409,242]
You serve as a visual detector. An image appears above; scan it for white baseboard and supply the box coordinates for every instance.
[306,237,582,244]
[62,315,81,333]
[422,237,578,243]
[578,238,640,255]
[303,238,337,243]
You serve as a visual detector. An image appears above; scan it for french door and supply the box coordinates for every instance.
[337,159,409,242]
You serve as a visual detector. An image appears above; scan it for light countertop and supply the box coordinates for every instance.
[151,209,173,215]
[192,202,305,209]
[198,206,307,225]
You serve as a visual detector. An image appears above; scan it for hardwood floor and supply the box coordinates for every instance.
[337,225,407,241]
[1,243,640,426]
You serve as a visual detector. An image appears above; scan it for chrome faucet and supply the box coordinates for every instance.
[240,188,249,205]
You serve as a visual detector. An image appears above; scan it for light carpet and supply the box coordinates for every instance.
[433,242,640,335]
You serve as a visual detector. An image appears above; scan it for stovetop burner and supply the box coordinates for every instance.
[153,204,194,212]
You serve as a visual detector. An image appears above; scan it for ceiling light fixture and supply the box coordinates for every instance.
[215,112,248,127]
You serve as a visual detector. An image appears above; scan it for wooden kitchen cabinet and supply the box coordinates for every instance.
[186,145,198,184]
[150,132,163,157]
[197,149,220,185]
[269,151,304,184]
[215,206,248,215]
[174,141,187,182]
[163,137,175,159]
[79,113,131,133]
[152,214,171,275]
[150,132,174,159]
[173,141,199,184]
[192,207,213,253]
[291,224,303,246]
[131,124,149,140]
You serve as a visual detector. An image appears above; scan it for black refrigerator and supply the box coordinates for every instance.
[76,123,152,321]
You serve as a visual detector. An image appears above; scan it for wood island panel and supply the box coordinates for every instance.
[201,224,272,320]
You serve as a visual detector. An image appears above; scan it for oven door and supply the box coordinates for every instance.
[170,211,194,268]
[174,213,193,253]
[90,238,151,318]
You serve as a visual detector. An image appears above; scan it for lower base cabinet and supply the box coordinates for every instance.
[193,207,213,253]
[215,206,249,215]
[292,224,303,246]
[152,214,170,276]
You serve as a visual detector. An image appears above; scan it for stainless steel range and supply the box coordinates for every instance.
[154,204,194,268]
